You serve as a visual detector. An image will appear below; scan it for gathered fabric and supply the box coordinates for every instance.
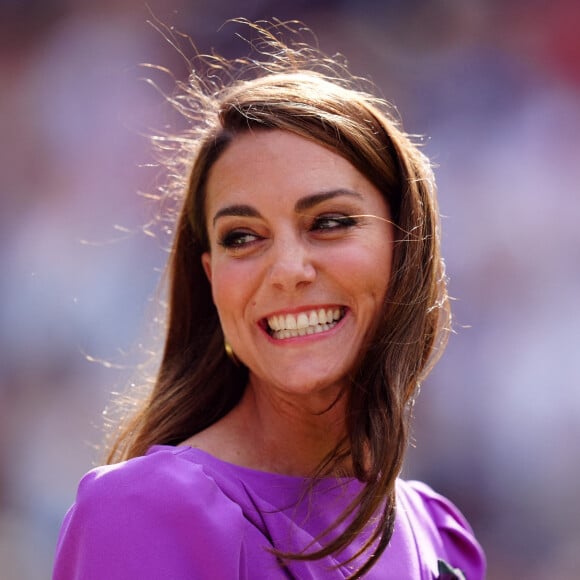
[53,445,486,579]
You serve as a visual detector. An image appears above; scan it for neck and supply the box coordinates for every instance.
[224,377,350,476]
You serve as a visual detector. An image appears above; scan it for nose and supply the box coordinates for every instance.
[268,236,316,290]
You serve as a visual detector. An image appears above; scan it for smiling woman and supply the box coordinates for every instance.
[199,130,394,410]
[53,20,486,580]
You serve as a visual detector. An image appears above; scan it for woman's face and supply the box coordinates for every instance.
[202,130,394,404]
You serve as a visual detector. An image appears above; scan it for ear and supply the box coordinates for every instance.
[201,252,212,283]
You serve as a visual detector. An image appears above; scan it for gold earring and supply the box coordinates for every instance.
[224,340,240,366]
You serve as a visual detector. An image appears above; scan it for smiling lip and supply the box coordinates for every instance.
[263,306,346,340]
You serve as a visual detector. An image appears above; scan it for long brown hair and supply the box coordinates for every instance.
[106,20,450,579]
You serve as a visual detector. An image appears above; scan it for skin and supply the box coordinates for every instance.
[182,130,394,476]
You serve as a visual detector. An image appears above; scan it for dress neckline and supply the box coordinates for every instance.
[147,444,361,489]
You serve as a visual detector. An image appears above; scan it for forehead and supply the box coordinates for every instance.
[204,130,383,214]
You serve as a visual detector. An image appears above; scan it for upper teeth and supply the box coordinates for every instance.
[267,308,343,332]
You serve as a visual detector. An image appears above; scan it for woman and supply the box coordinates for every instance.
[53,21,486,580]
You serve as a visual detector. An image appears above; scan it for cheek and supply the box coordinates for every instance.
[334,243,392,298]
[210,267,236,311]
[209,261,255,323]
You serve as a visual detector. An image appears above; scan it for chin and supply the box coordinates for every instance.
[265,371,347,399]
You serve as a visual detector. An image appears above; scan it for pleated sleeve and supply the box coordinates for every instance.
[398,480,487,580]
[53,449,249,580]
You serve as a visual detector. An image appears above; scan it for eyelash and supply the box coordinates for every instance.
[310,214,358,231]
[218,231,261,249]
[217,214,359,250]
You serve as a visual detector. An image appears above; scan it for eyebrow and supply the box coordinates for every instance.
[211,188,363,227]
[294,189,363,212]
[212,204,260,226]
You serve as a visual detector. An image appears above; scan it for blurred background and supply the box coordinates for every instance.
[1,0,579,578]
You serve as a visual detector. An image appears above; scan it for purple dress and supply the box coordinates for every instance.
[53,445,486,579]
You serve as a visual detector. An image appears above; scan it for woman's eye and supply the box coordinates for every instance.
[311,215,358,231]
[219,231,261,249]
